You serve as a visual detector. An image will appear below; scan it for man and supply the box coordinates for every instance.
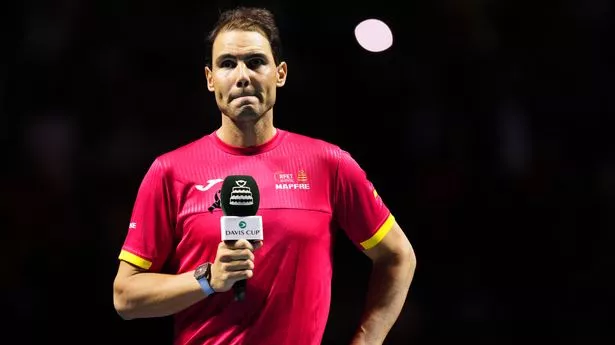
[113,6,416,345]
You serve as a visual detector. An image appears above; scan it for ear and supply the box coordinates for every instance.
[276,62,288,87]
[204,66,214,92]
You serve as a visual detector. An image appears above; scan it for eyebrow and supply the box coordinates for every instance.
[215,53,269,65]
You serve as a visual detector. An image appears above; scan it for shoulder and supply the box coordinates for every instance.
[281,130,347,163]
[283,131,367,177]
[155,134,213,165]
[144,134,213,177]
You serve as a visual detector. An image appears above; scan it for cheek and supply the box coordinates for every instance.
[266,81,277,96]
[215,90,225,102]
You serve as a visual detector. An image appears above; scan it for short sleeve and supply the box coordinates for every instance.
[333,150,395,251]
[118,158,175,272]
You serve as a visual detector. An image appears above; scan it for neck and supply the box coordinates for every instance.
[217,111,276,147]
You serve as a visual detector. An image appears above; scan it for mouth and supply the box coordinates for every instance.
[231,94,259,102]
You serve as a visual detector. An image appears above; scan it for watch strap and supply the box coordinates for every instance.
[195,263,215,297]
[197,275,216,296]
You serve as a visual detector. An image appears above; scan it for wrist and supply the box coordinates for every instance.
[194,262,216,297]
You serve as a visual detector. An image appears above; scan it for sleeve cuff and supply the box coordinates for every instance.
[119,249,153,270]
[359,214,395,250]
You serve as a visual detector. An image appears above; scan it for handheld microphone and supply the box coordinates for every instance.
[219,175,263,301]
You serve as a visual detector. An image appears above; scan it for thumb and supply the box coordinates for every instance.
[253,240,264,251]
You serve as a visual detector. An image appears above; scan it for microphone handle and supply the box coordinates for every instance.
[224,240,251,301]
[234,279,246,301]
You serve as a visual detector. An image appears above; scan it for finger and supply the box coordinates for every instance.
[220,249,254,262]
[226,269,254,282]
[221,240,247,249]
[231,239,254,251]
[224,259,254,272]
[252,241,263,250]
[234,248,254,261]
[220,248,254,262]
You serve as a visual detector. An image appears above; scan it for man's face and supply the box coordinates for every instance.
[205,30,287,123]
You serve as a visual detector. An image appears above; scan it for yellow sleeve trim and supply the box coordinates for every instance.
[360,214,395,250]
[119,250,152,270]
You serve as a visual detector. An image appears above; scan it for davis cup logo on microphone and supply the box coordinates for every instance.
[229,180,254,206]
[221,216,263,240]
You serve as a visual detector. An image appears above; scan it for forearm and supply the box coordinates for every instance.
[113,270,205,319]
[353,252,416,344]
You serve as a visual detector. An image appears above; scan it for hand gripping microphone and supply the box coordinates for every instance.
[219,175,263,301]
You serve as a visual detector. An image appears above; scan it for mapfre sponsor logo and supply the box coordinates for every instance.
[275,169,310,190]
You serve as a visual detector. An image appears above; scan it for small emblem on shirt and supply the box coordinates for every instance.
[196,178,224,191]
[274,171,294,183]
[206,189,222,212]
[129,222,137,229]
[274,169,310,190]
[297,169,308,182]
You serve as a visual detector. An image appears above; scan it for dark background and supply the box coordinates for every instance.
[3,0,614,344]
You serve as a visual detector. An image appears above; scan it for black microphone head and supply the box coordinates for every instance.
[220,175,260,216]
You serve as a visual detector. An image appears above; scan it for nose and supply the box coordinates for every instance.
[235,62,250,88]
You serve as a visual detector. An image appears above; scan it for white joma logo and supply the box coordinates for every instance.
[196,179,223,191]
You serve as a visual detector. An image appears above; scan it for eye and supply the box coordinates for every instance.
[247,58,266,69]
[220,60,236,68]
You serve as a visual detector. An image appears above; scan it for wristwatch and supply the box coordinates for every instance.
[194,262,216,297]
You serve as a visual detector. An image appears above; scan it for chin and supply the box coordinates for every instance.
[230,108,262,122]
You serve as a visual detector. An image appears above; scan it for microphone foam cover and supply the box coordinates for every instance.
[220,175,260,216]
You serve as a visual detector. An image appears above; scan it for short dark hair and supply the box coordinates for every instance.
[206,6,283,66]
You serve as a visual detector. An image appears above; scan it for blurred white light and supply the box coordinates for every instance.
[354,19,393,52]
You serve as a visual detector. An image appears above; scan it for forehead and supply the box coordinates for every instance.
[212,30,273,57]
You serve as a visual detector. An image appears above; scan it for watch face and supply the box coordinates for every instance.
[195,264,208,279]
